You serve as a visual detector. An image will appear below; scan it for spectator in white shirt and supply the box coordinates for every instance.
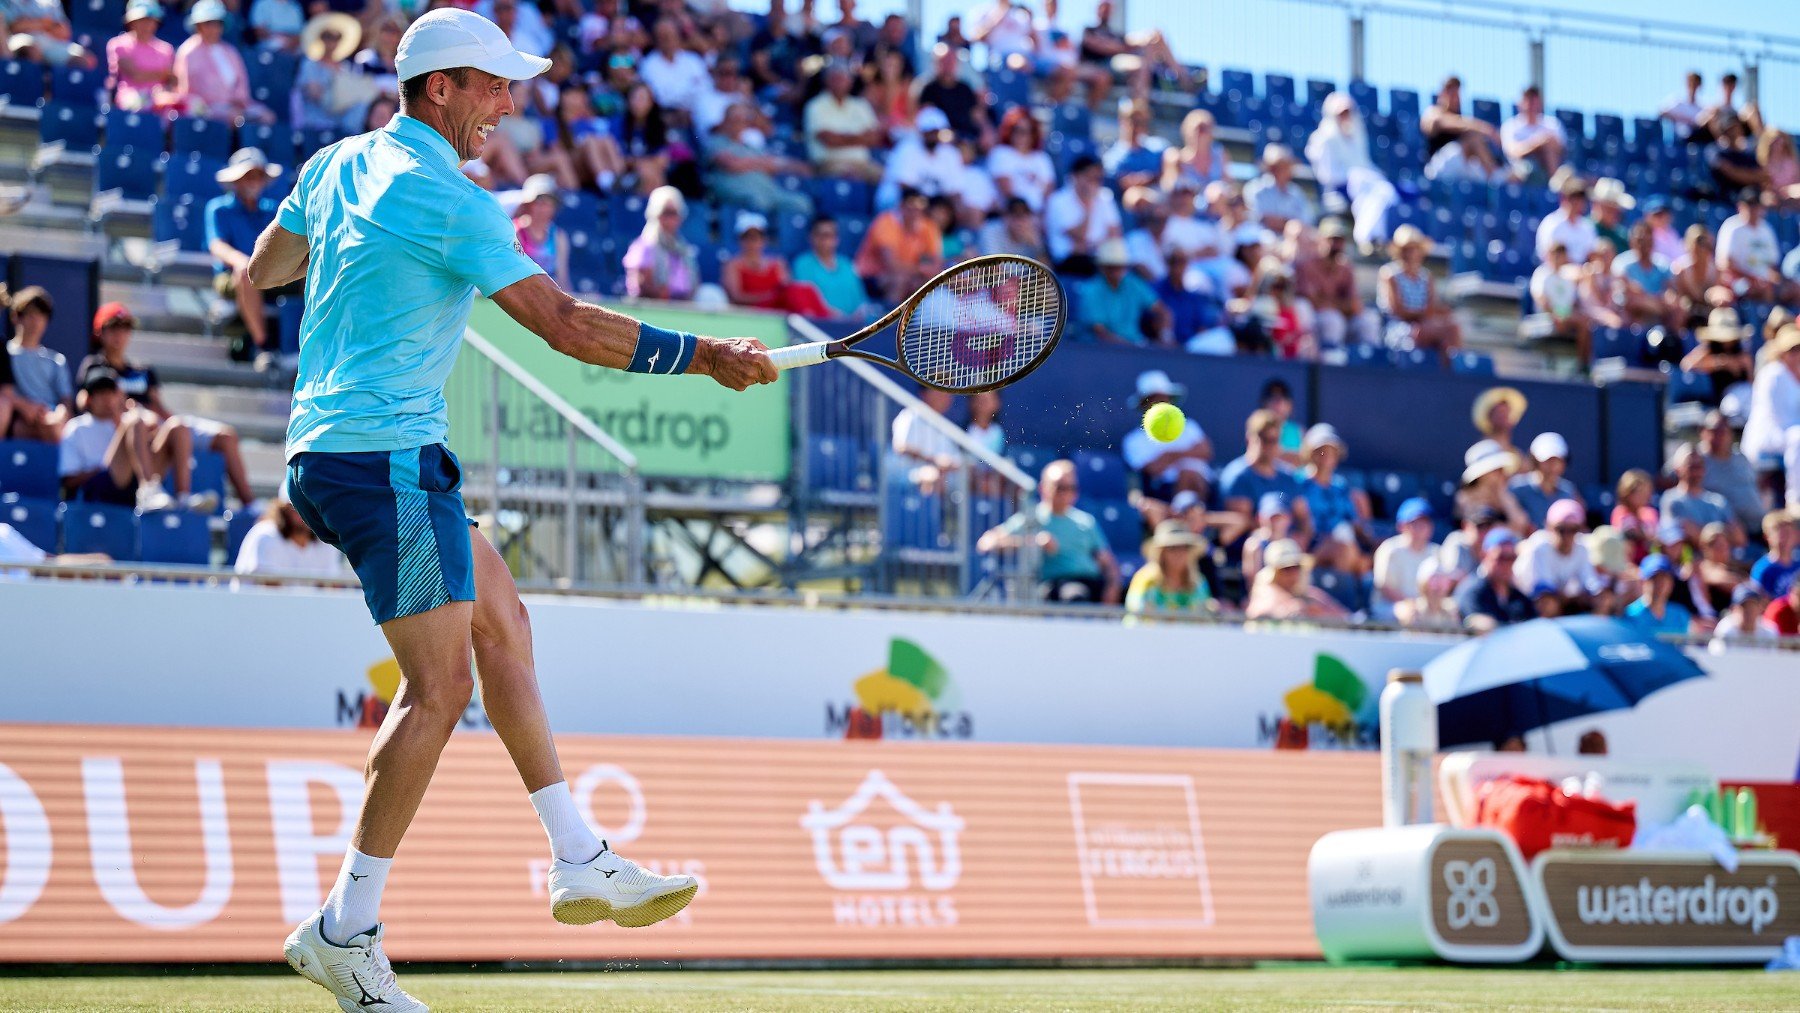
[1711,581,1776,646]
[879,107,965,207]
[1516,498,1611,615]
[1742,324,1800,511]
[1121,370,1212,504]
[1425,131,1507,185]
[1715,189,1792,304]
[638,19,710,118]
[1243,144,1314,232]
[234,499,347,577]
[1304,92,1396,248]
[1372,497,1438,625]
[1500,85,1566,183]
[986,107,1057,213]
[968,0,1036,64]
[1530,242,1591,364]
[891,386,962,494]
[1044,154,1122,274]
[59,369,202,512]
[804,61,885,183]
[1661,71,1703,142]
[1535,174,1597,264]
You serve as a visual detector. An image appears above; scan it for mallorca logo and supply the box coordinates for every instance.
[1261,653,1376,749]
[800,770,963,928]
[824,638,973,740]
[336,658,489,730]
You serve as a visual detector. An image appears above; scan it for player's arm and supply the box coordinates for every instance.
[246,223,310,289]
[490,274,776,392]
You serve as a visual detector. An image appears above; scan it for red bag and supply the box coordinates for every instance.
[1472,775,1637,859]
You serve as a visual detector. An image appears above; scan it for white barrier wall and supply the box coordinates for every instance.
[2,580,1796,779]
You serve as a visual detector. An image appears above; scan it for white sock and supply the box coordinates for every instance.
[529,781,604,864]
[320,848,392,946]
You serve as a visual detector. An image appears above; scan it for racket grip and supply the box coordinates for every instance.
[767,341,831,370]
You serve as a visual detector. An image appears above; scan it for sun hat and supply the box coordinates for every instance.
[186,0,226,29]
[1546,498,1585,529]
[123,0,163,25]
[1388,224,1431,256]
[1462,452,1512,485]
[1529,431,1568,462]
[1471,386,1527,434]
[734,210,769,236]
[1096,238,1131,267]
[1133,369,1184,405]
[301,12,362,62]
[1143,520,1203,558]
[215,147,283,184]
[396,8,552,84]
[1590,177,1635,209]
[1264,538,1306,570]
[1697,305,1753,344]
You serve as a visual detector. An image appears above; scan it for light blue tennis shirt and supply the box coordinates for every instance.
[278,114,544,460]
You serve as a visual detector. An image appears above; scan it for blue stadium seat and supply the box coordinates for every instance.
[810,178,873,218]
[883,483,945,551]
[0,440,58,498]
[567,229,617,296]
[1005,443,1056,478]
[104,108,163,150]
[1,494,59,555]
[49,64,102,106]
[1388,87,1421,124]
[189,450,227,513]
[986,67,1030,115]
[1265,73,1296,105]
[61,502,138,559]
[0,59,44,108]
[1632,116,1664,146]
[39,101,99,150]
[137,509,210,565]
[1666,369,1711,405]
[166,153,226,203]
[239,120,298,167]
[68,0,127,35]
[607,191,648,239]
[246,49,299,110]
[1304,79,1335,115]
[152,197,206,252]
[1366,470,1421,517]
[1471,98,1501,127]
[680,200,713,246]
[1449,351,1496,375]
[1219,68,1255,103]
[556,189,603,232]
[296,127,343,161]
[11,255,98,364]
[1051,102,1093,141]
[96,145,162,200]
[1071,449,1129,499]
[1046,132,1096,176]
[1347,79,1378,117]
[1393,347,1437,370]
[806,435,872,495]
[172,116,234,161]
[225,508,260,564]
[1088,498,1141,555]
[1346,343,1391,368]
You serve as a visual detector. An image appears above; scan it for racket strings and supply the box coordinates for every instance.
[899,258,1061,392]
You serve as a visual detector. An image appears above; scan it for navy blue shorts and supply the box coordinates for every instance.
[286,444,477,625]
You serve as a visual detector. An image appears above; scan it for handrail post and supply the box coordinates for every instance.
[1528,33,1545,91]
[955,450,972,595]
[487,361,501,519]
[1349,10,1365,82]
[565,426,578,583]
[626,468,646,586]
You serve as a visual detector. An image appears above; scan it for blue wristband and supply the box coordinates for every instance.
[628,322,697,375]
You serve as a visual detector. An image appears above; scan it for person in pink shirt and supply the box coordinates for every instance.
[171,0,275,123]
[106,1,176,113]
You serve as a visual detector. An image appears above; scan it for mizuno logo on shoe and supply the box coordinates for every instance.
[348,872,367,881]
[602,870,617,878]
[351,971,387,1007]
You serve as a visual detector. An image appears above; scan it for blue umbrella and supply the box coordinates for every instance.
[1422,615,1707,748]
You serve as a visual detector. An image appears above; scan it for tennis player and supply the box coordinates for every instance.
[250,10,775,1011]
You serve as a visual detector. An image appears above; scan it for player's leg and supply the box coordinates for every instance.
[147,416,194,496]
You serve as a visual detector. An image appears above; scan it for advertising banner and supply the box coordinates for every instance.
[2,580,1797,779]
[0,723,1379,963]
[451,300,791,481]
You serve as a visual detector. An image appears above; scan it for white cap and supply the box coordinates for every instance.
[916,106,951,133]
[1133,369,1185,403]
[1530,431,1569,462]
[735,210,769,236]
[519,173,558,204]
[396,9,552,85]
[1465,438,1501,467]
[186,0,226,28]
[1096,238,1130,267]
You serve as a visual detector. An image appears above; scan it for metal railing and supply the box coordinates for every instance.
[787,315,1042,600]
[446,328,647,587]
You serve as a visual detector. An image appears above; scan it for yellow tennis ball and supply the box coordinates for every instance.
[1143,402,1186,443]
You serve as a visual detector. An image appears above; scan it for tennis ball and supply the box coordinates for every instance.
[1143,402,1186,443]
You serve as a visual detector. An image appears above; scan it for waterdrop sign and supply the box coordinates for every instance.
[1536,851,1800,961]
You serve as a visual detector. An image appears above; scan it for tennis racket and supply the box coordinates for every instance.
[767,254,1066,393]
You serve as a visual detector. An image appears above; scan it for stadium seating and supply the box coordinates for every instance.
[167,154,228,204]
[39,101,100,150]
[61,502,138,559]
[239,120,299,167]
[96,145,162,200]
[225,508,260,563]
[0,440,58,499]
[1071,449,1130,500]
[0,60,44,109]
[172,117,235,161]
[1,494,58,556]
[137,509,211,565]
[153,197,207,252]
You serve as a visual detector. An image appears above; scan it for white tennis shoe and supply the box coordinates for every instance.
[549,839,699,927]
[283,911,429,1012]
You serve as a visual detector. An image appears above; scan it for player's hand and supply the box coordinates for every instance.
[697,336,778,391]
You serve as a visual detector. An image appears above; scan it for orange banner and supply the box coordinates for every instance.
[0,724,1378,963]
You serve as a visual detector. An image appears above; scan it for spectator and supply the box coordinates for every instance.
[1250,258,1315,360]
[1588,178,1633,254]
[1245,538,1348,622]
[623,185,702,302]
[1077,240,1164,346]
[1660,442,1745,553]
[1716,189,1789,304]
[706,102,815,217]
[1516,498,1611,615]
[1421,75,1501,166]
[1661,71,1704,142]
[1459,446,1531,533]
[1120,186,1176,280]
[1683,521,1749,628]
[1078,0,1189,86]
[803,61,884,184]
[916,45,993,150]
[1471,385,1527,459]
[3,0,92,68]
[1508,432,1582,530]
[855,187,943,302]
[1439,504,1504,583]
[1455,528,1533,631]
[1161,246,1233,354]
[1706,115,1766,196]
[891,386,960,494]
[1610,468,1659,563]
[1296,423,1369,570]
[977,459,1121,604]
[967,389,1003,455]
[638,17,710,118]
[1380,225,1462,359]
[173,0,273,123]
[1242,492,1294,578]
[1535,175,1597,265]
[863,45,918,136]
[1219,409,1312,539]
[986,107,1057,213]
[478,0,553,59]
[972,197,1040,262]
[2,286,70,442]
[1243,144,1314,232]
[880,107,961,205]
[1500,85,1565,182]
[293,13,374,133]
[351,13,404,94]
[1305,92,1396,248]
[1425,131,1508,185]
[615,82,682,196]
[553,85,628,193]
[1743,324,1800,512]
[721,211,831,315]
[1529,581,1564,618]
[1121,370,1211,504]
[206,148,287,372]
[235,498,347,577]
[1625,553,1692,636]
[967,0,1036,66]
[1295,217,1378,347]
[511,175,569,290]
[1161,109,1230,192]
[1763,577,1800,636]
[792,216,868,319]
[1712,581,1776,643]
[692,56,750,140]
[1698,409,1766,532]
[1045,154,1122,277]
[1104,98,1167,191]
[1613,221,1679,330]
[1578,241,1630,333]
[1669,224,1726,333]
[1126,521,1214,617]
[1530,242,1590,364]
[106,1,175,112]
[747,0,814,106]
[1260,379,1307,467]
[1758,127,1800,204]
[59,369,198,511]
[0,515,107,571]
[1642,197,1685,264]
[1372,497,1437,624]
[1752,509,1799,599]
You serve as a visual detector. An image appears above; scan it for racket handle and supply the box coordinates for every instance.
[767,341,831,370]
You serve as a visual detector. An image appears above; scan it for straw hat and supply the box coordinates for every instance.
[1585,526,1630,575]
[1471,386,1527,434]
[1264,538,1307,570]
[1461,452,1512,486]
[302,12,362,63]
[1590,177,1635,209]
[1142,520,1203,560]
[1388,224,1431,256]
[1766,323,1800,359]
[1697,306,1752,344]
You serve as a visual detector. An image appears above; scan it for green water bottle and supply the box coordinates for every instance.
[1707,788,1729,832]
[1736,788,1759,843]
